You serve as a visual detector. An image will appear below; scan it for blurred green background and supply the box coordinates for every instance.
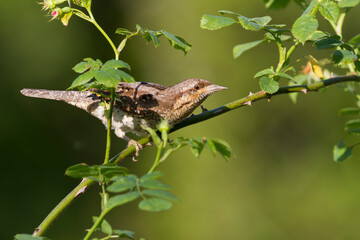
[1,1,360,239]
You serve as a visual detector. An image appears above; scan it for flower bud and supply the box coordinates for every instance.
[158,120,169,133]
[41,0,56,10]
[54,0,68,4]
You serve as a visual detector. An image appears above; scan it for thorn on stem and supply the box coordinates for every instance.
[301,89,308,94]
[200,105,208,112]
[33,228,41,236]
[75,186,87,198]
[244,101,252,106]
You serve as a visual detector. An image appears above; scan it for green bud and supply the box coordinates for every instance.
[54,0,68,4]
[62,7,72,13]
[158,120,169,133]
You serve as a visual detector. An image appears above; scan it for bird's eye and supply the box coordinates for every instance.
[194,85,200,90]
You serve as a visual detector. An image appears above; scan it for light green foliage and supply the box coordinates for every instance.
[314,36,343,49]
[332,49,358,64]
[106,192,140,210]
[319,0,339,23]
[138,198,172,212]
[259,76,280,93]
[133,25,192,54]
[65,163,128,182]
[233,40,264,59]
[200,15,236,30]
[68,58,134,90]
[14,234,49,240]
[107,175,137,193]
[337,0,360,8]
[333,140,355,161]
[292,15,319,44]
[345,119,360,135]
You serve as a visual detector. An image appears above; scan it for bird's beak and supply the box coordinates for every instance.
[206,84,228,94]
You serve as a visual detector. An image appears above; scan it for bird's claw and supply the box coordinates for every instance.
[127,139,143,161]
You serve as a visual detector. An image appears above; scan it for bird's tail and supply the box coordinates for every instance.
[20,89,98,111]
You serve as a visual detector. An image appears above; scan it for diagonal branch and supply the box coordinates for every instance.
[33,74,360,237]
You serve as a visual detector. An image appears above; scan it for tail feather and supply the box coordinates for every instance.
[20,89,98,111]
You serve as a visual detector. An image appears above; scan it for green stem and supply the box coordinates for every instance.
[83,208,110,240]
[85,7,119,60]
[32,178,95,237]
[335,12,346,37]
[275,42,285,73]
[104,89,115,164]
[286,41,299,60]
[33,74,360,237]
[148,142,164,173]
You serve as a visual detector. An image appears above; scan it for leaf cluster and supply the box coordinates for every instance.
[200,0,360,94]
[68,58,134,90]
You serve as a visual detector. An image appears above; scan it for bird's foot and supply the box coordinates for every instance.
[127,139,143,161]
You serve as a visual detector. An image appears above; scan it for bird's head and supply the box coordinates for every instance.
[167,78,227,124]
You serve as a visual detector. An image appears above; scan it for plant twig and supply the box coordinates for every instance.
[32,74,360,237]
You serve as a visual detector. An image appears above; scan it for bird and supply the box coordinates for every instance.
[21,78,227,148]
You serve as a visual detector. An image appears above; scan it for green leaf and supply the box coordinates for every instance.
[345,119,360,135]
[65,164,128,181]
[314,37,342,49]
[94,68,124,88]
[263,0,291,9]
[212,138,232,160]
[92,217,112,235]
[200,15,236,30]
[68,70,95,90]
[349,34,360,48]
[161,31,191,54]
[254,68,275,79]
[112,230,135,239]
[73,61,91,73]
[277,72,295,82]
[138,198,172,212]
[103,60,131,71]
[333,140,354,162]
[189,138,205,158]
[218,10,241,16]
[292,14,319,44]
[319,0,339,23]
[142,189,179,201]
[308,31,330,41]
[259,76,279,93]
[140,179,172,190]
[98,164,129,180]
[204,138,217,156]
[140,171,164,182]
[115,28,132,36]
[332,49,358,65]
[238,16,261,31]
[265,32,292,42]
[117,70,135,83]
[251,16,272,26]
[233,39,264,59]
[145,29,161,47]
[339,107,360,115]
[106,192,140,210]
[65,164,99,179]
[14,234,49,240]
[294,0,308,9]
[337,0,360,8]
[108,175,137,193]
